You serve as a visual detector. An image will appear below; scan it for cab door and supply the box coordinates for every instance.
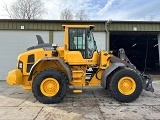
[64,28,98,65]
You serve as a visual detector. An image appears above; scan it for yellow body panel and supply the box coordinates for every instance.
[7,48,54,88]
[22,76,32,90]
[57,47,64,58]
[64,51,87,64]
[6,69,22,86]
[88,52,99,65]
[18,48,52,75]
[88,69,104,86]
[99,51,112,69]
[64,51,99,65]
[23,85,31,90]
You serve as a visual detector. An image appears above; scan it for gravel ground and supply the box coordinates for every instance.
[0,80,160,120]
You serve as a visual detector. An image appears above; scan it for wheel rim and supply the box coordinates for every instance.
[40,78,59,97]
[118,77,136,95]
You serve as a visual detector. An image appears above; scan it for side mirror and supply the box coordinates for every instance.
[89,25,95,30]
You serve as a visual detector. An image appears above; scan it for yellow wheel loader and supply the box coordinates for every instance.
[6,25,154,104]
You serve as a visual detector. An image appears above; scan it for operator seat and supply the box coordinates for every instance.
[70,37,76,50]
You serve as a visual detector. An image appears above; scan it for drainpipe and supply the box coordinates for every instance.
[105,20,112,52]
[157,33,160,66]
[49,31,53,44]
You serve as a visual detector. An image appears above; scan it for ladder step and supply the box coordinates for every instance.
[72,70,85,79]
[72,70,83,73]
[73,80,82,83]
[73,90,82,93]
[72,76,82,79]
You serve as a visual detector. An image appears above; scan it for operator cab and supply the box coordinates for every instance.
[68,26,97,59]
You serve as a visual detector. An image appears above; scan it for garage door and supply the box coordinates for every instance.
[93,32,106,51]
[53,31,64,46]
[0,30,49,80]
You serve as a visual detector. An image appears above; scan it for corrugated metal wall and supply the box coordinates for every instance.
[108,21,160,31]
[0,20,105,31]
[1,20,160,32]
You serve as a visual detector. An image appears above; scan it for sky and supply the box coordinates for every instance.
[0,0,160,21]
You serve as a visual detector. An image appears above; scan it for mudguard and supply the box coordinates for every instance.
[28,57,72,81]
[101,63,125,88]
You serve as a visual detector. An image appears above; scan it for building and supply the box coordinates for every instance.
[0,19,160,80]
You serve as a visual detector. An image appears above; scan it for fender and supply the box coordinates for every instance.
[101,63,125,88]
[28,57,72,81]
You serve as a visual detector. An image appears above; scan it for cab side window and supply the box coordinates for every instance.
[69,29,86,50]
[69,28,86,57]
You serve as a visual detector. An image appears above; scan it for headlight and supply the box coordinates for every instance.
[18,60,23,70]
[19,63,23,69]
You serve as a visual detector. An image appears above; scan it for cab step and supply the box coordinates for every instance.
[73,90,82,93]
[73,80,82,83]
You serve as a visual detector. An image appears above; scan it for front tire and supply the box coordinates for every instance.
[109,68,143,102]
[32,68,67,104]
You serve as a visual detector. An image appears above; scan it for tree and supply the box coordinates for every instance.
[60,8,73,20]
[4,0,47,19]
[75,10,89,20]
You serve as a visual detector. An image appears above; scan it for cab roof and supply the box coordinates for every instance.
[62,25,94,29]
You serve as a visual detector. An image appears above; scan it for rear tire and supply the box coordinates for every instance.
[32,68,67,104]
[109,68,143,102]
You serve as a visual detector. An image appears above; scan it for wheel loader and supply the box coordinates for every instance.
[6,25,154,104]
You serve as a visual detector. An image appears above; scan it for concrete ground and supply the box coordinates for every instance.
[0,80,160,120]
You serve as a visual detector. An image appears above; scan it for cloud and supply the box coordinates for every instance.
[44,0,102,20]
[95,0,160,21]
[124,1,160,20]
[97,0,116,15]
[44,0,62,19]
